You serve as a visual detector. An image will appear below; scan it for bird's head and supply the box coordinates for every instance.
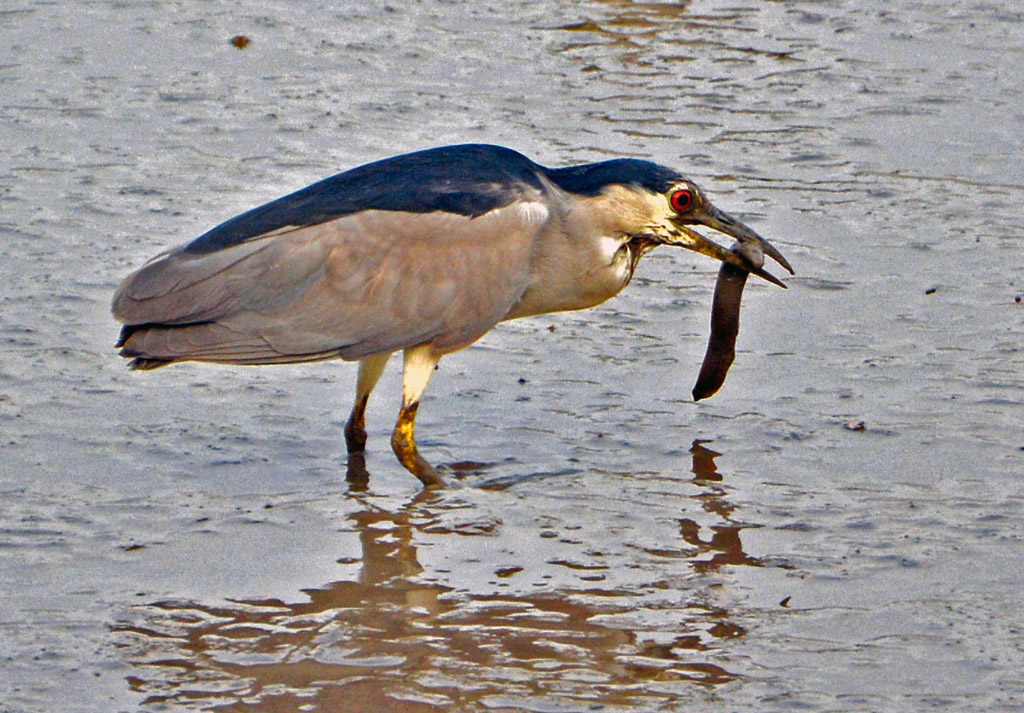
[648,178,793,287]
[549,158,792,286]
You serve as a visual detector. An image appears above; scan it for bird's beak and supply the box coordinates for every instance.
[670,204,793,288]
[701,205,793,274]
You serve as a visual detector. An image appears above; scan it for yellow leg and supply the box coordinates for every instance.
[391,344,444,488]
[344,354,390,454]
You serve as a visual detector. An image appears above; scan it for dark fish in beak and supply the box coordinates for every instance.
[692,241,766,401]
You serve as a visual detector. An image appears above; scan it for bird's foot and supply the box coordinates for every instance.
[345,393,371,453]
[344,421,368,454]
[391,403,444,488]
[391,436,444,488]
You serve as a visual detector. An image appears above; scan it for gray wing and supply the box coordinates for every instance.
[112,202,551,366]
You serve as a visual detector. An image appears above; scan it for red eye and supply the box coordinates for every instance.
[670,189,694,213]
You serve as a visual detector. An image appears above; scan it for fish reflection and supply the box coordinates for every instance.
[682,440,765,573]
[116,444,763,711]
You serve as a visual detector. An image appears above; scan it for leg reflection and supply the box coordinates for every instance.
[345,452,370,491]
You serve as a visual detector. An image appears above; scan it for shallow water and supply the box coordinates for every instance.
[2,1,1023,711]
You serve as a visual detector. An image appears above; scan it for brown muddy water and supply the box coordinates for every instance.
[2,1,1023,711]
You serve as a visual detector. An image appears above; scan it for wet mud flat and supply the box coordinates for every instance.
[3,0,1024,712]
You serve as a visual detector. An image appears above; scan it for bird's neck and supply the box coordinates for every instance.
[624,234,660,276]
[503,230,659,323]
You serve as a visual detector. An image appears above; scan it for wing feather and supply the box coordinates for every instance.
[113,203,550,365]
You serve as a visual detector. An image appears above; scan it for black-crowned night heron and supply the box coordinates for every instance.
[113,144,791,487]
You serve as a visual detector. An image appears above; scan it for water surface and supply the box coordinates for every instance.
[1,1,1022,711]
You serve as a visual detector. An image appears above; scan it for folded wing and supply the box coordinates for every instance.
[112,203,550,368]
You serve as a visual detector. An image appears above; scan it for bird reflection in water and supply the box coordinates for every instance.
[116,442,768,712]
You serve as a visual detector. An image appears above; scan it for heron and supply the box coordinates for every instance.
[112,144,791,487]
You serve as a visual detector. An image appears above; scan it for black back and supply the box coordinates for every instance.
[184,145,548,254]
[183,144,682,255]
